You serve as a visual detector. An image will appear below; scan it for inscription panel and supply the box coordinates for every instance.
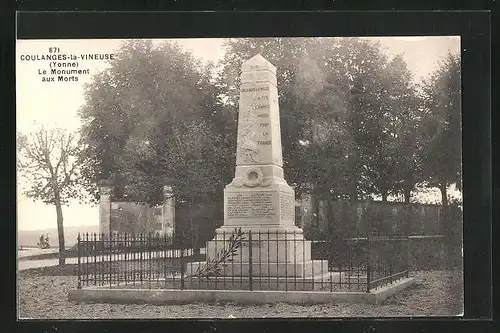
[280,192,295,221]
[237,86,274,165]
[227,192,276,220]
[241,87,269,93]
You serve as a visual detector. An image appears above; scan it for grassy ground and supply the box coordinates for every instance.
[18,268,463,319]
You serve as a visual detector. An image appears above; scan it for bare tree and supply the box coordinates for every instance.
[17,127,83,265]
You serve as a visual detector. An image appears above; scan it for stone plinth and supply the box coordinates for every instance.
[187,260,328,278]
[162,185,175,235]
[206,234,311,263]
[99,185,113,235]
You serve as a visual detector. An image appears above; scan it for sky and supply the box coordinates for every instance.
[16,37,461,231]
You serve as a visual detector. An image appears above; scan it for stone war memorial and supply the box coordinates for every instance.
[189,54,328,280]
[70,54,415,305]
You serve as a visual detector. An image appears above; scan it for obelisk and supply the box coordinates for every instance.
[216,54,300,234]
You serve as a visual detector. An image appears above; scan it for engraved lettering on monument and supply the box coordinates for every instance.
[241,87,268,92]
[227,192,276,219]
[280,192,295,221]
[236,56,279,166]
[251,192,275,218]
[227,194,252,218]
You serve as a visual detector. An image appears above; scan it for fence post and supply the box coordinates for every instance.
[364,199,371,293]
[101,232,105,287]
[248,232,253,291]
[124,233,128,285]
[147,233,152,289]
[406,235,410,278]
[366,233,371,293]
[164,232,167,288]
[90,233,94,286]
[405,204,411,275]
[77,233,81,289]
[139,233,143,284]
[109,232,112,288]
[180,247,185,290]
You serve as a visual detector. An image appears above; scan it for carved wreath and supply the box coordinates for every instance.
[232,167,272,188]
[244,168,263,187]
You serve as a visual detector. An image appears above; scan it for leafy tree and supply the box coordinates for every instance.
[420,53,461,205]
[382,55,424,203]
[217,37,422,203]
[79,40,228,208]
[342,40,390,200]
[216,37,353,199]
[17,127,83,265]
[337,40,416,202]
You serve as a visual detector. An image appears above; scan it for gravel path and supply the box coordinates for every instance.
[18,258,77,271]
[18,270,463,319]
[18,248,59,258]
[18,248,206,271]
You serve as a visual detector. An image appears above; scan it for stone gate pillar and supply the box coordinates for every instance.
[162,185,175,236]
[99,183,114,235]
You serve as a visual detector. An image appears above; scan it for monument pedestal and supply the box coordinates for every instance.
[191,174,326,279]
[191,180,327,278]
[220,176,296,231]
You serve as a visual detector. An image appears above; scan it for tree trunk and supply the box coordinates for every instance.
[348,175,359,201]
[55,199,66,266]
[381,190,388,202]
[439,184,448,206]
[403,186,412,204]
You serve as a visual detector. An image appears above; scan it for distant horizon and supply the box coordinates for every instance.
[17,223,99,232]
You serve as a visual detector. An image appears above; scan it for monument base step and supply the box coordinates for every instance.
[186,260,328,278]
[179,273,344,291]
[106,272,357,291]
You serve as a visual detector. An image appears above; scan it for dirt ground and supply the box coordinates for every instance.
[18,269,463,319]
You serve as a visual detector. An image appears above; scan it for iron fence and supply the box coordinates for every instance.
[77,230,409,292]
